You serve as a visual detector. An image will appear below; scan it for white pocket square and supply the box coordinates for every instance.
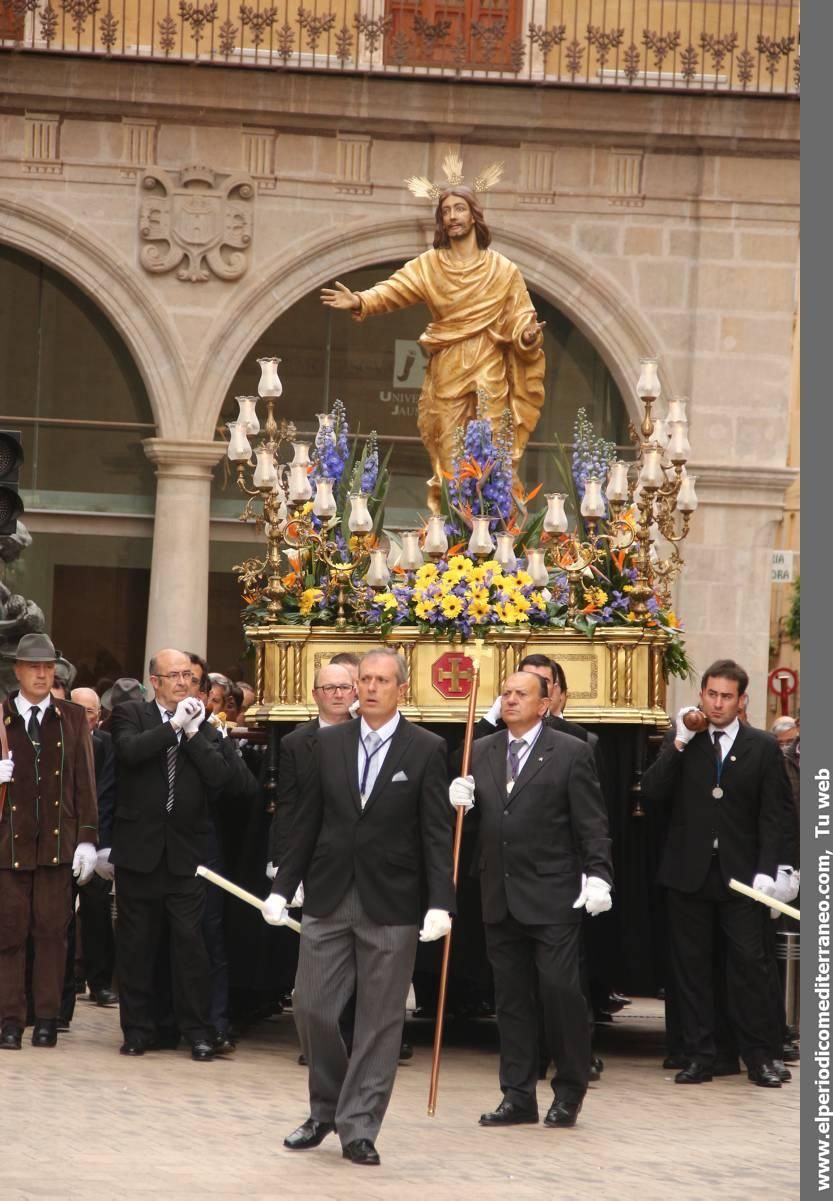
[391,771,408,783]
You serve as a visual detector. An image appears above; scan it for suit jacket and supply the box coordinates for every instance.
[273,716,455,925]
[471,725,613,925]
[110,700,234,876]
[92,728,116,848]
[0,694,97,870]
[267,717,319,865]
[640,725,785,893]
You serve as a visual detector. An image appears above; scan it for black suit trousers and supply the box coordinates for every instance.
[666,858,777,1067]
[485,917,589,1106]
[115,858,210,1045]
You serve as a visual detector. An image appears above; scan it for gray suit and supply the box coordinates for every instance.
[273,716,454,1146]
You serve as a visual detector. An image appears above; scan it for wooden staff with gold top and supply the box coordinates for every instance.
[427,649,481,1117]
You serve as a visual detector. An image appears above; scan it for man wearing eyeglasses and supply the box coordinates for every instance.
[110,648,234,1061]
[267,662,356,874]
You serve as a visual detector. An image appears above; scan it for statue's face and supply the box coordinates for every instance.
[440,194,474,240]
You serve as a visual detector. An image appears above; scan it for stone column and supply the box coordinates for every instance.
[667,463,798,728]
[142,439,227,672]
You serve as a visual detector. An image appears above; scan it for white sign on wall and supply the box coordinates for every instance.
[770,549,795,584]
[392,340,428,389]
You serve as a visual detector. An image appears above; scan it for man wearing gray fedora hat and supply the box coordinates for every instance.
[0,632,98,1050]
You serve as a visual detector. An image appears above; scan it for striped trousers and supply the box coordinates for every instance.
[293,884,418,1147]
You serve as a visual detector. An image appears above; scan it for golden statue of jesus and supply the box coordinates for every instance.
[321,188,546,511]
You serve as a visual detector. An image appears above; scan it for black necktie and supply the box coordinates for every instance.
[27,707,41,757]
[713,730,724,769]
[165,710,177,813]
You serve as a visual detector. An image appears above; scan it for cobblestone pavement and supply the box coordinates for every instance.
[0,997,798,1201]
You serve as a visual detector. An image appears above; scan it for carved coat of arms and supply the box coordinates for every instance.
[139,165,254,283]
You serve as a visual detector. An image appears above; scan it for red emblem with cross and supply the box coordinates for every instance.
[431,652,475,700]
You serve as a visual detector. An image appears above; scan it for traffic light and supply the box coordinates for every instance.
[0,431,23,536]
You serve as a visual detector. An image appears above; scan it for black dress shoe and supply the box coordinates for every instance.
[120,1041,145,1056]
[544,1099,582,1128]
[771,1059,792,1083]
[398,1041,414,1063]
[588,1063,601,1083]
[211,1033,236,1056]
[32,1020,58,1048]
[284,1118,336,1150]
[57,1018,71,1032]
[663,1054,689,1070]
[90,988,118,1008]
[782,1043,800,1063]
[747,1061,782,1088]
[713,1059,742,1077]
[0,1024,23,1050]
[190,1039,215,1061]
[342,1138,380,1166]
[675,1061,713,1084]
[479,1100,539,1126]
[591,1055,604,1073]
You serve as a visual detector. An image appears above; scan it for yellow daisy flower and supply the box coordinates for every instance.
[441,596,464,618]
[414,600,435,620]
[468,597,491,620]
[447,554,470,571]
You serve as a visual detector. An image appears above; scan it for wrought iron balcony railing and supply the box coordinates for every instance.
[1,0,799,95]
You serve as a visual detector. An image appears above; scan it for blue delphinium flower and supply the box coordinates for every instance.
[571,407,616,513]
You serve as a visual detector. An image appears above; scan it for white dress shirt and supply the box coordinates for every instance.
[708,717,740,760]
[505,721,543,793]
[357,712,401,806]
[14,693,51,725]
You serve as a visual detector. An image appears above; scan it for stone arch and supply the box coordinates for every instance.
[0,193,189,439]
[192,215,674,439]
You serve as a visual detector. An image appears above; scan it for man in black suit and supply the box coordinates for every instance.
[474,652,595,746]
[264,648,455,1167]
[110,648,233,1061]
[641,658,786,1088]
[70,687,117,1007]
[267,661,356,873]
[450,672,613,1129]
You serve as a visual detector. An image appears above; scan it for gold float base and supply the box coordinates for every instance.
[244,624,671,726]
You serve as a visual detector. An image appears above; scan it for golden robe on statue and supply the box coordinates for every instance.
[354,248,546,509]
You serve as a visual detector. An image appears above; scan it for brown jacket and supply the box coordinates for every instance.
[0,694,97,870]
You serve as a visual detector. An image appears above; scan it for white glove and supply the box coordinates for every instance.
[752,873,777,899]
[72,841,98,885]
[674,706,701,747]
[95,847,115,881]
[170,697,200,733]
[572,874,613,916]
[419,909,452,942]
[288,883,304,909]
[483,696,503,727]
[348,698,361,718]
[262,893,289,926]
[183,700,206,738]
[266,861,278,881]
[0,755,13,784]
[774,865,800,903]
[449,775,475,812]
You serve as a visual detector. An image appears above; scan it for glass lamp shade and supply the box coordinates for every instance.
[423,514,449,557]
[650,417,670,449]
[636,358,661,399]
[256,357,282,398]
[235,396,260,436]
[366,549,391,588]
[638,446,665,488]
[543,493,568,534]
[677,471,698,512]
[316,412,334,433]
[495,532,517,573]
[667,421,691,463]
[666,398,688,424]
[253,446,278,489]
[399,531,424,570]
[291,441,311,467]
[467,516,494,558]
[580,477,606,520]
[386,542,401,569]
[288,462,312,503]
[347,493,373,534]
[606,461,630,503]
[312,477,337,519]
[526,548,549,588]
[226,421,252,462]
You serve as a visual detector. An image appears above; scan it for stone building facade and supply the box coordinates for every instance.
[0,55,799,722]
